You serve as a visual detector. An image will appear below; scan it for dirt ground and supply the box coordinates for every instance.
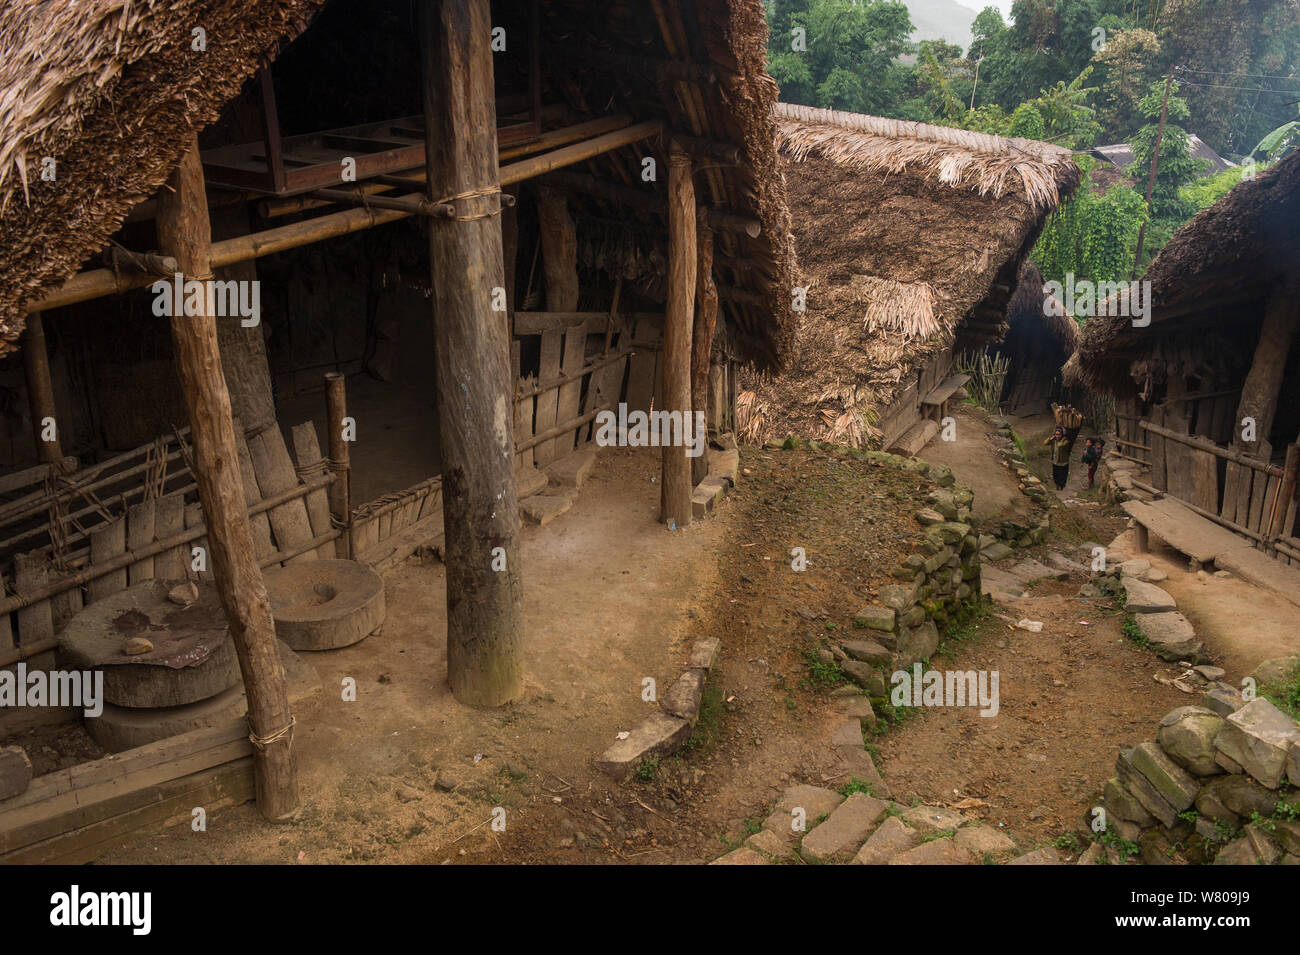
[85,410,1297,864]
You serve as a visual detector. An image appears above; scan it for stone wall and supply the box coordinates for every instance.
[1092,677,1300,865]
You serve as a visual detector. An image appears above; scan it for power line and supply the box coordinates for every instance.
[1176,78,1300,95]
[1176,66,1300,80]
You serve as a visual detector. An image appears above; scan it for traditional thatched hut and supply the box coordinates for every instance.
[1070,150,1300,569]
[0,0,795,839]
[994,262,1080,416]
[738,104,1079,454]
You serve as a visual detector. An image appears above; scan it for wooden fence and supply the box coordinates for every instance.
[0,420,338,662]
[1119,411,1300,566]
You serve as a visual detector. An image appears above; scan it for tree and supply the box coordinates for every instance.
[765,0,916,115]
[1128,79,1203,222]
[1091,28,1161,139]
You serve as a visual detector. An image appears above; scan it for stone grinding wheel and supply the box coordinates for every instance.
[56,580,241,709]
[85,641,320,752]
[264,559,386,651]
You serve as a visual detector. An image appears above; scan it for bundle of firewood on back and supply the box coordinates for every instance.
[1052,403,1083,430]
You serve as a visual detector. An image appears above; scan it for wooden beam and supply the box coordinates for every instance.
[514,311,661,335]
[155,136,299,821]
[661,147,696,527]
[498,121,662,186]
[21,313,64,467]
[421,0,524,707]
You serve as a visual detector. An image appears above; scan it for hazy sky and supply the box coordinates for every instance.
[951,0,1016,16]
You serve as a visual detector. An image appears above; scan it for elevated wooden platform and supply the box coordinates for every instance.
[921,373,971,409]
[1123,497,1300,609]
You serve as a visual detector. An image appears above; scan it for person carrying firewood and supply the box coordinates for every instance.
[1044,403,1082,491]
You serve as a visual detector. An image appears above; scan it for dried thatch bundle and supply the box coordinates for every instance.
[853,277,941,341]
[776,104,1076,212]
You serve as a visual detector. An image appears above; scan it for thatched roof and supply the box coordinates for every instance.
[740,104,1079,446]
[0,0,327,352]
[0,0,796,369]
[1071,149,1300,394]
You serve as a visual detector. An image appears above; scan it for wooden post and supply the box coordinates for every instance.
[324,372,352,559]
[1224,276,1299,523]
[156,136,299,820]
[661,147,696,526]
[1271,443,1300,542]
[421,0,524,706]
[536,186,579,312]
[691,212,718,487]
[21,312,64,468]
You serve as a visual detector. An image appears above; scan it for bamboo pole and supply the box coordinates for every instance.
[156,137,299,821]
[324,372,352,560]
[1140,420,1283,475]
[422,0,523,707]
[0,474,331,617]
[661,147,696,527]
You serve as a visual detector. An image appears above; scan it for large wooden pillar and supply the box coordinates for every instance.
[661,147,696,527]
[22,312,64,468]
[421,0,524,706]
[156,137,299,820]
[1223,275,1300,523]
[536,186,579,312]
[691,213,718,487]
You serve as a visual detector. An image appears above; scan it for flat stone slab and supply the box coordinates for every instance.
[709,847,767,865]
[1134,611,1201,661]
[763,785,844,842]
[901,805,965,834]
[834,745,889,797]
[852,815,919,864]
[687,637,720,671]
[544,446,599,489]
[515,465,549,499]
[800,793,889,863]
[853,606,896,632]
[708,448,740,484]
[1007,846,1063,865]
[889,837,978,865]
[1129,740,1199,811]
[954,824,1016,856]
[265,559,386,652]
[841,639,893,667]
[691,476,728,518]
[520,490,577,526]
[830,718,865,748]
[744,827,791,859]
[979,542,1014,562]
[597,711,691,781]
[1123,577,1177,614]
[660,669,706,723]
[1215,699,1300,789]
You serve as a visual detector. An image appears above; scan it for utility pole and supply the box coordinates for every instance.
[1132,64,1175,279]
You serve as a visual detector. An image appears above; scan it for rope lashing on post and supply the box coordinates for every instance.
[248,715,296,752]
